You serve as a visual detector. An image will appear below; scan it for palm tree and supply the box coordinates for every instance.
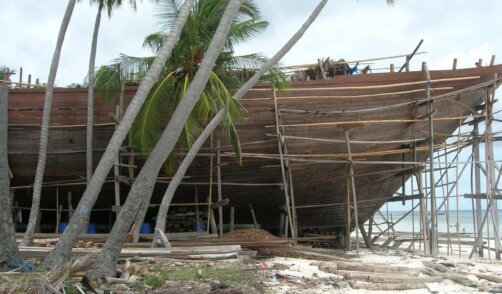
[153,0,329,244]
[42,0,197,269]
[21,0,78,246]
[86,0,140,186]
[89,0,246,278]
[122,0,271,240]
[0,83,20,267]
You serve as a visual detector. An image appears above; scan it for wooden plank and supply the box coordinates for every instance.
[213,198,229,208]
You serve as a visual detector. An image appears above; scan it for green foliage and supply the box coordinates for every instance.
[94,0,287,173]
[0,66,15,76]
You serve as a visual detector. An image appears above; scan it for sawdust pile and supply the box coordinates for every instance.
[222,228,280,241]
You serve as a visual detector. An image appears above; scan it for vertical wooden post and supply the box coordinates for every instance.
[28,74,32,88]
[345,131,359,255]
[249,204,258,228]
[455,119,462,257]
[288,167,298,242]
[230,207,234,232]
[195,187,200,232]
[68,191,73,219]
[452,58,458,70]
[273,87,295,238]
[35,78,40,86]
[421,62,426,72]
[405,55,410,72]
[390,64,395,73]
[367,216,373,238]
[485,74,501,259]
[346,178,351,250]
[490,55,496,66]
[424,63,438,256]
[279,205,285,237]
[473,123,483,257]
[358,223,371,248]
[206,134,214,234]
[18,67,23,85]
[216,140,223,237]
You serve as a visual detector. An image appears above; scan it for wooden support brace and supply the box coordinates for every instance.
[249,204,258,228]
[212,198,229,208]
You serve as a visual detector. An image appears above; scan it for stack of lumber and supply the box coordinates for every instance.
[318,261,441,290]
[18,244,245,260]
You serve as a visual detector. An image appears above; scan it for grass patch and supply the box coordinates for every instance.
[145,263,261,290]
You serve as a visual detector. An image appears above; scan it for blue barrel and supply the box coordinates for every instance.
[87,223,97,234]
[59,222,68,234]
[140,222,151,234]
[192,222,205,232]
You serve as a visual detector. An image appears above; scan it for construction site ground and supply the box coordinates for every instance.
[2,228,502,293]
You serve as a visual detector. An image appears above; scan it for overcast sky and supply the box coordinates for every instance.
[2,0,501,86]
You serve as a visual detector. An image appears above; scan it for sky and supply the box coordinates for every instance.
[1,0,501,212]
[2,0,502,86]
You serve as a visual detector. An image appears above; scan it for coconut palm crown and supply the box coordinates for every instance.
[96,0,284,171]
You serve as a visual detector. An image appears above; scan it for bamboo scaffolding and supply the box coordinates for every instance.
[246,87,454,101]
[345,131,359,255]
[217,140,223,237]
[249,76,478,92]
[267,133,426,144]
[273,88,295,238]
[266,114,486,129]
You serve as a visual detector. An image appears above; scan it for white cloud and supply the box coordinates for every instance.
[2,0,501,85]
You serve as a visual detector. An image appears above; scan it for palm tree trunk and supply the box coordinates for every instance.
[0,84,20,267]
[153,0,328,244]
[42,0,196,269]
[90,0,245,278]
[21,0,77,246]
[87,4,103,185]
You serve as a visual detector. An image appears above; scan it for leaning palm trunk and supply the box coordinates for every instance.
[0,84,20,267]
[21,0,77,246]
[42,0,196,269]
[89,0,245,278]
[153,0,328,244]
[86,3,103,184]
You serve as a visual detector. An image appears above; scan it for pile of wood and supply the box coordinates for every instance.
[318,260,436,290]
[318,258,502,291]
[18,244,248,260]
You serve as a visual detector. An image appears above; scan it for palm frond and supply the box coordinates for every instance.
[155,0,182,31]
[113,54,153,82]
[94,64,123,101]
[226,19,268,48]
[208,72,243,161]
[132,71,176,153]
[143,32,167,53]
[236,0,262,20]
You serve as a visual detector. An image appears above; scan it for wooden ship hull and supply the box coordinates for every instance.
[7,64,502,235]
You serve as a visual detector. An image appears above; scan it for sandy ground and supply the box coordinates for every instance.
[257,247,502,294]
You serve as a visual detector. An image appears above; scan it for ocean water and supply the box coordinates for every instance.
[372,209,502,238]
